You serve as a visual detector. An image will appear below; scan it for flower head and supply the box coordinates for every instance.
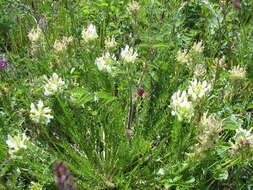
[44,73,66,96]
[188,79,211,101]
[29,182,44,190]
[176,50,192,65]
[230,128,253,155]
[121,45,138,63]
[30,100,53,125]
[187,113,222,159]
[133,87,148,100]
[194,64,206,78]
[81,24,98,42]
[199,113,222,148]
[28,26,43,42]
[105,37,117,49]
[53,36,73,52]
[6,133,29,157]
[192,41,204,53]
[170,90,194,122]
[95,52,116,73]
[0,59,8,68]
[229,65,246,80]
[127,1,140,15]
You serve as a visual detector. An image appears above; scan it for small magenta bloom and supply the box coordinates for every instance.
[0,59,8,68]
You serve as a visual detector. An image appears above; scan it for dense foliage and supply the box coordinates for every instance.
[1,0,253,189]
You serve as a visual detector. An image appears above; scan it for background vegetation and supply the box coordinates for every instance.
[1,0,253,189]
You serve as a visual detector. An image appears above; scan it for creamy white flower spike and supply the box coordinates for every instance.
[230,127,253,154]
[105,37,117,49]
[229,65,246,80]
[30,100,53,125]
[53,36,73,52]
[6,133,29,157]
[199,113,222,148]
[176,50,192,65]
[95,52,116,73]
[127,1,140,14]
[234,128,253,142]
[81,24,98,42]
[188,79,211,101]
[44,73,65,96]
[28,26,43,42]
[121,45,138,63]
[194,64,207,78]
[192,41,204,53]
[170,90,194,122]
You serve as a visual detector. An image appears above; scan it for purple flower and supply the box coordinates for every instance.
[0,59,8,68]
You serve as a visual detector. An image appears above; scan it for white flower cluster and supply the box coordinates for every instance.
[127,1,140,15]
[53,36,73,52]
[95,52,116,73]
[81,24,98,42]
[6,133,29,157]
[44,73,65,96]
[28,26,43,42]
[188,79,211,101]
[192,41,204,54]
[198,113,222,149]
[30,100,53,125]
[194,64,206,78]
[176,50,192,65]
[170,79,211,121]
[121,45,138,63]
[170,90,194,121]
[187,113,222,159]
[230,128,253,155]
[105,37,117,49]
[229,65,246,80]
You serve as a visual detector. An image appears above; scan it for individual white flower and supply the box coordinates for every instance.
[105,37,117,49]
[121,45,138,63]
[229,65,246,80]
[6,133,29,157]
[95,52,116,73]
[192,41,204,53]
[94,94,99,102]
[44,73,66,96]
[53,36,73,52]
[170,90,194,122]
[188,79,211,101]
[28,26,43,42]
[176,50,192,65]
[81,24,98,42]
[127,1,140,15]
[30,100,53,125]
